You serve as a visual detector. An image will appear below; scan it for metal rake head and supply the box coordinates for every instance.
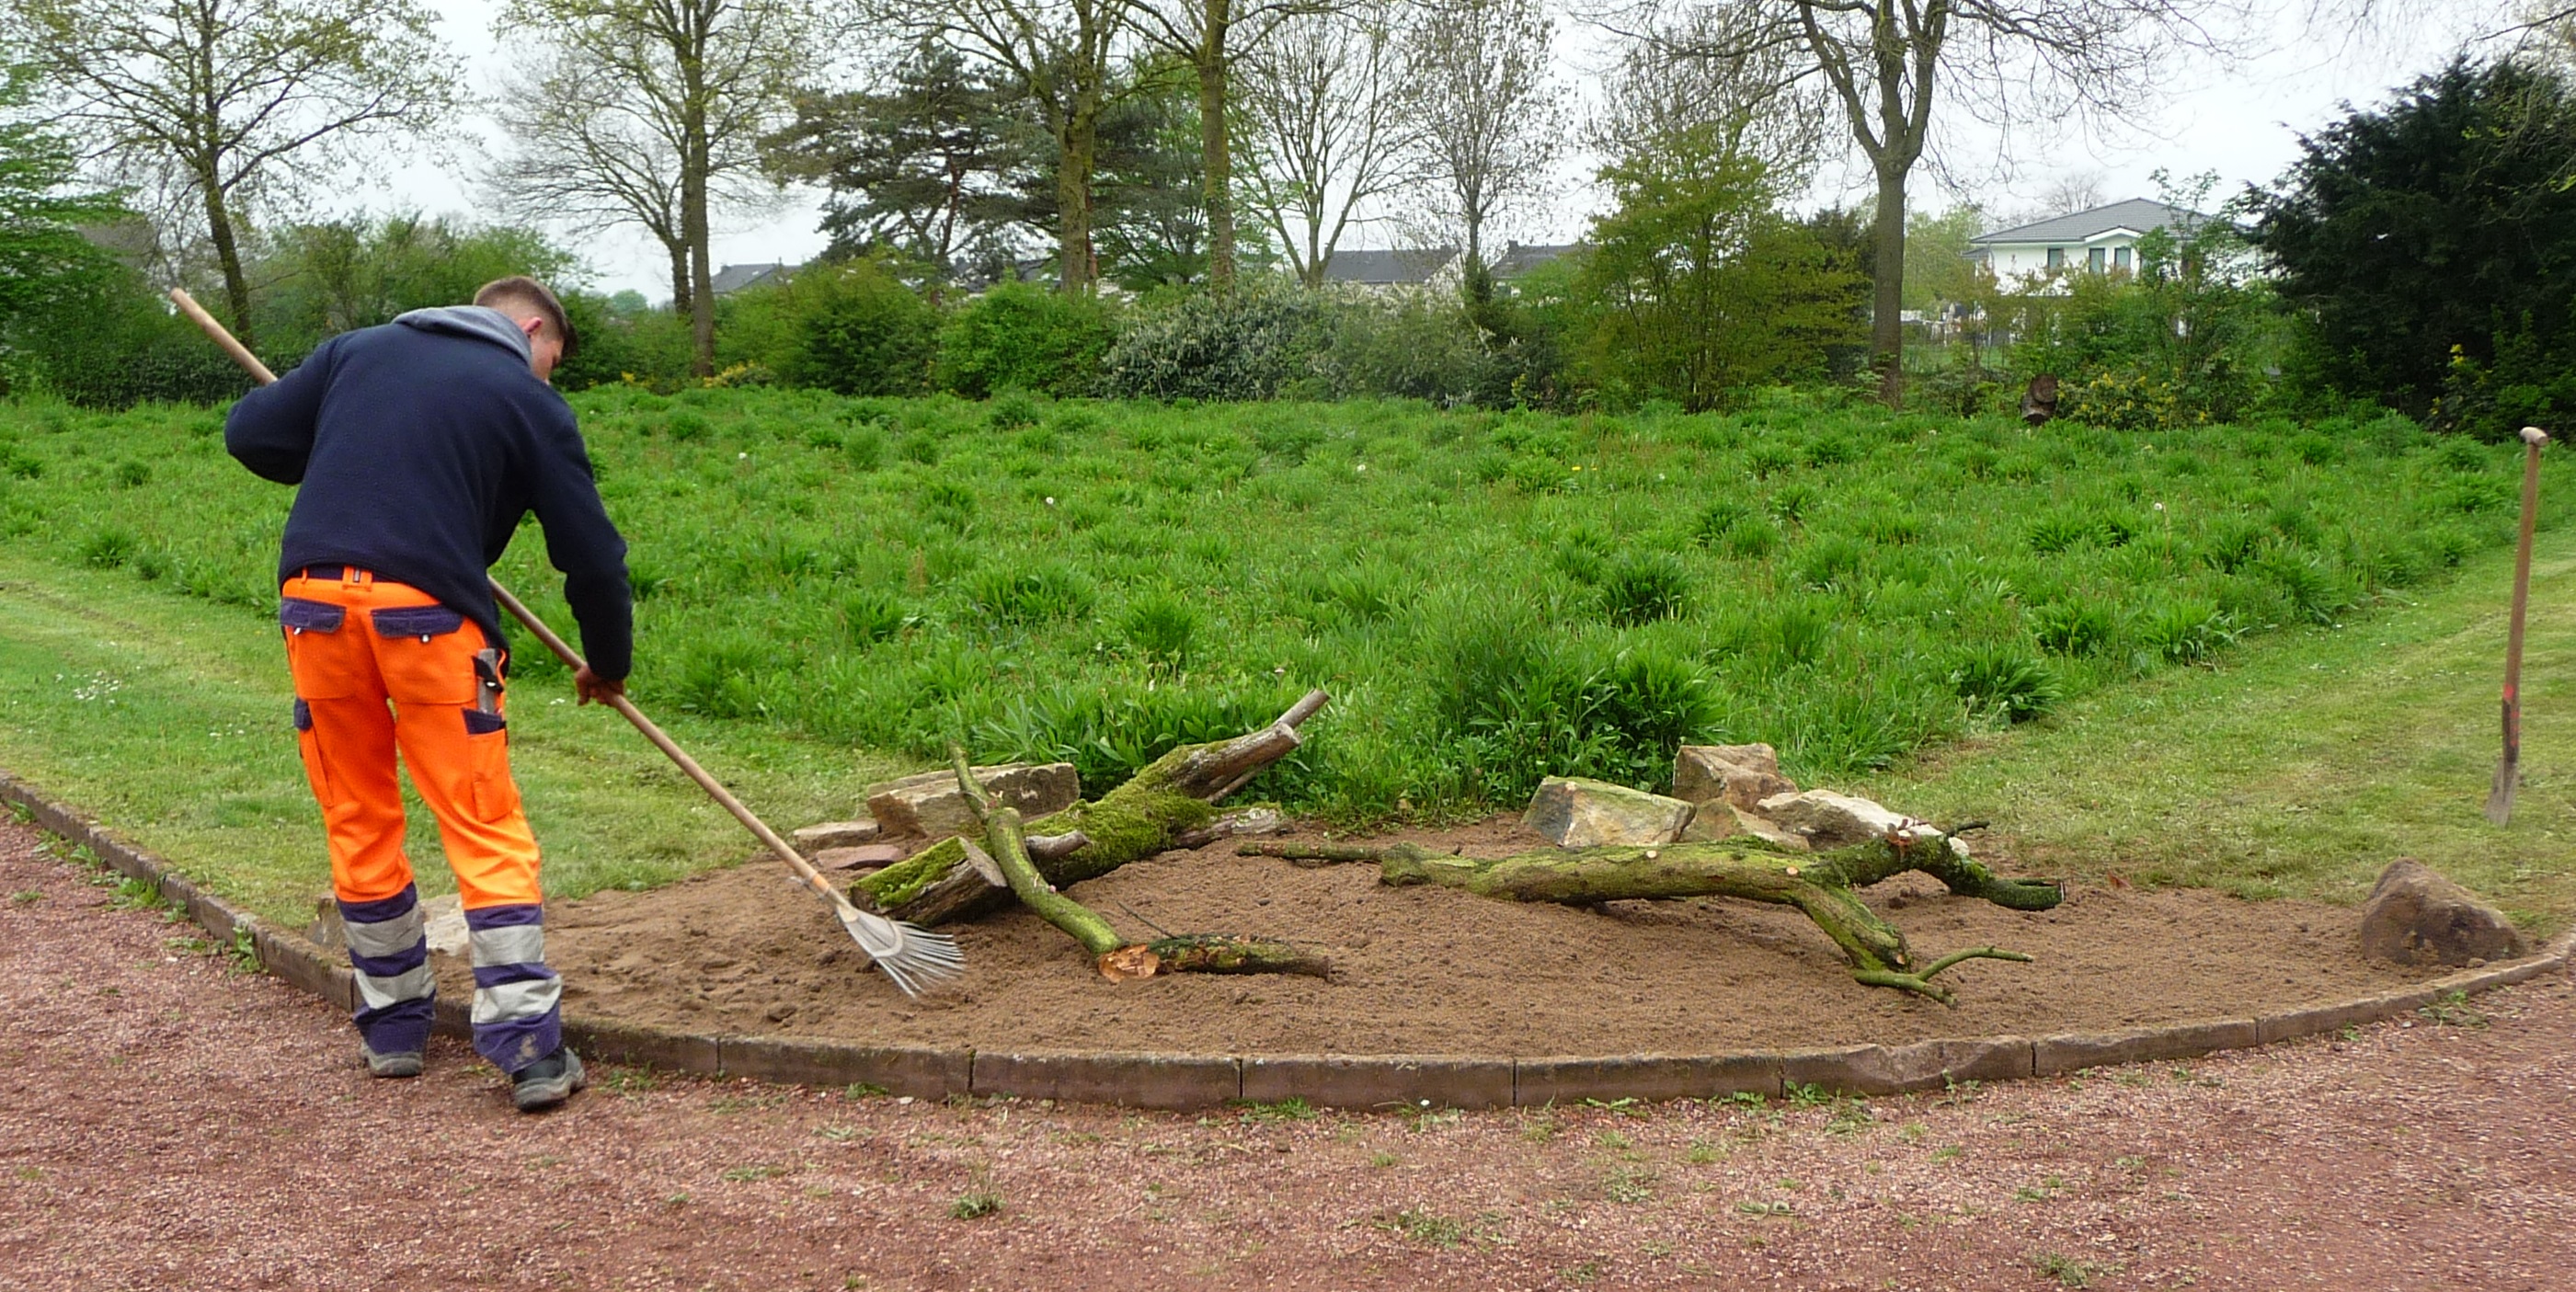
[836,903,967,998]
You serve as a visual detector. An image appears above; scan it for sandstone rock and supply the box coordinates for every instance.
[1681,804,1810,851]
[1755,789,1939,850]
[307,891,467,959]
[2359,859,2528,967]
[792,818,881,852]
[814,843,906,872]
[421,894,468,959]
[865,762,1080,837]
[1672,744,1797,811]
[1523,776,1696,848]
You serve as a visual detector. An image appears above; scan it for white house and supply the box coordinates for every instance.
[1967,199,2208,287]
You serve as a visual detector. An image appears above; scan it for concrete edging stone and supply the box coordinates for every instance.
[7,767,2570,1110]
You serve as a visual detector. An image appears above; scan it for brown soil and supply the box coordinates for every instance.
[490,817,2444,1055]
[7,818,2571,1292]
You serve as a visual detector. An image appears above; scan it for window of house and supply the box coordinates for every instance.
[2046,246,2066,269]
[2088,246,2107,273]
[2112,246,2132,271]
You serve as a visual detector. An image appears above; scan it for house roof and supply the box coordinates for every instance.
[1490,241,1583,278]
[709,262,794,294]
[1322,246,1459,285]
[1970,199,2205,246]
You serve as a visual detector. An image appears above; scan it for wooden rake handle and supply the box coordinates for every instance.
[482,583,843,905]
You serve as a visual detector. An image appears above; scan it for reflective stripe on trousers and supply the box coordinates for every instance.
[340,885,433,1057]
[466,902,561,1073]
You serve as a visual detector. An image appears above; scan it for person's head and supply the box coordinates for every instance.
[472,276,577,382]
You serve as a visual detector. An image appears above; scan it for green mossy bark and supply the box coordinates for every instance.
[853,745,1221,920]
[1271,831,2059,1005]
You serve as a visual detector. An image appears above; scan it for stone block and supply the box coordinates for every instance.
[1240,1055,1516,1110]
[1514,1054,1780,1104]
[2359,858,2528,966]
[2032,1019,2258,1075]
[866,763,1080,838]
[1789,1038,2034,1094]
[1672,744,1797,811]
[1682,804,1807,850]
[567,1016,719,1073]
[971,1051,1239,1109]
[722,1035,968,1096]
[1522,777,1695,848]
[1755,789,1939,850]
[793,818,881,852]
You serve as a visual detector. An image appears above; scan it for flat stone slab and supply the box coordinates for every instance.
[1523,776,1695,848]
[866,763,1079,838]
[1673,744,1796,812]
[793,818,881,852]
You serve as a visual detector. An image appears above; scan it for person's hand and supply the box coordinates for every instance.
[574,667,626,706]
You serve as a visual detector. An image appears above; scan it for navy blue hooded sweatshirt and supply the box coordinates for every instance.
[224,307,633,680]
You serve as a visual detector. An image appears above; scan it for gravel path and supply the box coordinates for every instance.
[4,819,2570,1291]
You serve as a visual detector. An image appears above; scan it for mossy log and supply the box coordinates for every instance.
[853,691,1327,926]
[950,749,1329,981]
[1242,827,2060,1005]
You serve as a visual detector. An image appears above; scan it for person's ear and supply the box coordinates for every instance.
[520,315,544,341]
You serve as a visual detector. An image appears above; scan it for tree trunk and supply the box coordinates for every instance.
[683,154,715,377]
[1870,160,1907,407]
[666,237,693,321]
[1196,17,1234,291]
[203,183,254,351]
[854,691,1327,926]
[1058,97,1101,292]
[1244,827,2060,1005]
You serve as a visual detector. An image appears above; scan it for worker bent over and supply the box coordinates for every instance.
[225,277,630,1113]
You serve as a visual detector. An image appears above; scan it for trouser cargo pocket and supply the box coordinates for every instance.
[464,707,522,821]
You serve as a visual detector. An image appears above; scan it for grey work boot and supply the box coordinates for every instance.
[510,1046,586,1113]
[362,1043,424,1079]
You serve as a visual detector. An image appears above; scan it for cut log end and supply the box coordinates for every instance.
[1097,945,1162,981]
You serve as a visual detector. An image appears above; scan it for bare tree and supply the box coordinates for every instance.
[892,0,1142,292]
[499,0,823,376]
[6,0,456,349]
[1662,0,2238,405]
[490,51,691,323]
[1589,10,1827,183]
[1405,0,1566,299]
[1117,0,1318,289]
[1239,1,1424,287]
[2036,169,2110,217]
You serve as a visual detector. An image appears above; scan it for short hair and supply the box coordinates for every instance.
[472,276,578,360]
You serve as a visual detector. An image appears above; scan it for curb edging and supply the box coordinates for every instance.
[9,769,2570,1110]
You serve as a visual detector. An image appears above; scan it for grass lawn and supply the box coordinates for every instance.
[0,548,909,924]
[3,389,2564,820]
[1,389,2569,937]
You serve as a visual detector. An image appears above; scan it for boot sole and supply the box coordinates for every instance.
[511,1050,587,1112]
[364,1049,424,1079]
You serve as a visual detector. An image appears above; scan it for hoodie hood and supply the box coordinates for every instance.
[394,305,532,365]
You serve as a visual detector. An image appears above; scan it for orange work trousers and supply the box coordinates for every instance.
[280,568,542,909]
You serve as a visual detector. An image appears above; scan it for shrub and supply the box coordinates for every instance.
[937,282,1117,398]
[1098,282,1328,403]
[1316,292,1486,403]
[768,258,940,395]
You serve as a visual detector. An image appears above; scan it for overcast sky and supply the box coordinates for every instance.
[387,1,2523,299]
